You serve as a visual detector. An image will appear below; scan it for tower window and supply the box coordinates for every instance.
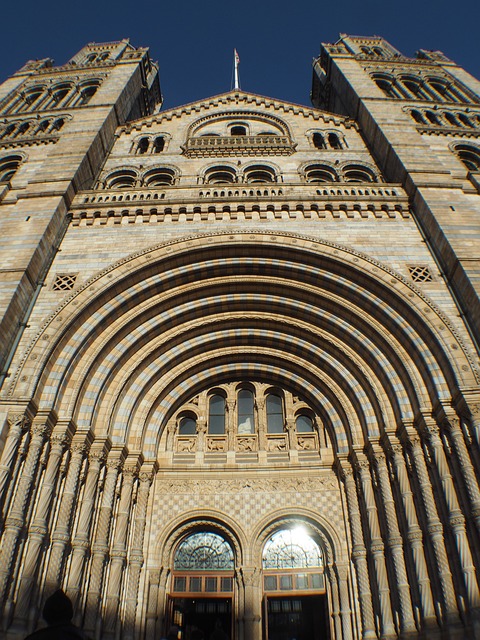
[304,164,337,183]
[238,389,255,434]
[244,165,275,183]
[454,145,480,171]
[312,132,326,149]
[179,416,197,435]
[230,125,247,136]
[137,138,149,154]
[266,394,284,433]
[296,415,314,433]
[144,168,175,186]
[0,155,22,183]
[327,133,342,149]
[342,164,376,183]
[153,136,165,153]
[209,394,226,434]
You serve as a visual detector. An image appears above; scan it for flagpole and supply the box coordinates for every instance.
[234,49,240,90]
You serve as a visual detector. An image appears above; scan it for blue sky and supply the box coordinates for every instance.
[1,0,479,110]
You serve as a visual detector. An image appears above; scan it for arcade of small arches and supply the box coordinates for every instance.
[0,116,69,142]
[0,77,103,115]
[408,107,480,129]
[372,71,476,104]
[167,382,327,455]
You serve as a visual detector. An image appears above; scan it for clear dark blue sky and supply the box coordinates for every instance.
[1,0,479,110]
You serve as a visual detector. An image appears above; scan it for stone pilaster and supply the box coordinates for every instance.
[339,462,376,639]
[14,429,70,628]
[45,431,93,590]
[405,429,459,622]
[0,418,52,607]
[388,439,436,624]
[239,567,262,640]
[373,449,416,632]
[422,416,480,611]
[103,462,139,638]
[123,464,156,639]
[84,448,125,634]
[68,443,108,616]
[355,455,396,637]
[0,412,30,514]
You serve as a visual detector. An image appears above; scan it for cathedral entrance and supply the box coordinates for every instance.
[265,595,329,640]
[262,527,329,640]
[167,531,235,640]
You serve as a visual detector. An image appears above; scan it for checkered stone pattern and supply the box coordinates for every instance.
[150,474,346,543]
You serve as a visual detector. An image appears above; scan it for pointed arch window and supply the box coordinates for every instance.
[266,394,284,433]
[238,389,255,433]
[209,394,226,434]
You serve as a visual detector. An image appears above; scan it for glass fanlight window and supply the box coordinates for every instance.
[174,532,234,570]
[263,527,323,569]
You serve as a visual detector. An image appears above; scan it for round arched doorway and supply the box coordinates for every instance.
[167,531,235,640]
[262,525,329,640]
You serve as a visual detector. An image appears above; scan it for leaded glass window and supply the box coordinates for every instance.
[266,394,284,433]
[174,532,234,570]
[238,389,254,433]
[209,395,225,434]
[263,528,323,569]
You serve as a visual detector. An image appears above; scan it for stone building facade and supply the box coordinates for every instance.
[0,35,479,640]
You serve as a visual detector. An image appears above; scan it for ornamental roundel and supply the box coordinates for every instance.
[174,531,234,570]
[262,527,323,569]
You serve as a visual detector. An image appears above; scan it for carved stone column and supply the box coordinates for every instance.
[196,420,207,452]
[15,431,70,628]
[84,450,124,634]
[0,412,30,512]
[239,567,262,640]
[355,456,396,637]
[0,419,51,607]
[45,433,92,589]
[441,411,480,534]
[226,400,236,450]
[153,567,170,638]
[335,562,354,640]
[422,417,480,610]
[103,463,138,638]
[326,566,342,640]
[373,450,416,633]
[339,464,376,639]
[145,569,163,640]
[406,431,459,622]
[388,441,435,624]
[123,465,156,639]
[257,398,266,450]
[68,445,107,616]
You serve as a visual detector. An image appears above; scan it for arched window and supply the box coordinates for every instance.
[444,113,460,127]
[137,138,149,154]
[304,165,337,183]
[77,83,99,106]
[0,124,16,139]
[458,113,474,128]
[209,394,225,434]
[51,85,71,105]
[23,89,43,111]
[312,132,326,149]
[174,532,234,570]
[143,168,175,186]
[0,155,22,183]
[343,164,376,182]
[15,122,30,137]
[263,528,323,569]
[425,111,440,125]
[410,110,426,124]
[231,125,247,136]
[153,136,165,153]
[238,389,255,433]
[455,145,480,171]
[244,165,275,183]
[106,170,137,189]
[266,394,284,433]
[52,118,66,131]
[373,76,399,98]
[179,416,197,435]
[328,132,342,149]
[296,415,314,432]
[373,47,385,57]
[205,166,236,184]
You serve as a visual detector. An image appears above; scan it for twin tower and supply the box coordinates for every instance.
[0,36,479,640]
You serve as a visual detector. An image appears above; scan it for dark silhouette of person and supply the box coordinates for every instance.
[209,619,228,640]
[24,589,88,640]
